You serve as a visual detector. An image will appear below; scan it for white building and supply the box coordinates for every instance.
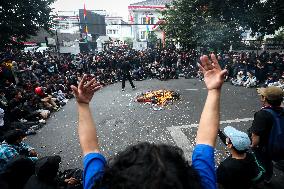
[105,16,132,40]
[53,11,80,34]
[128,0,172,50]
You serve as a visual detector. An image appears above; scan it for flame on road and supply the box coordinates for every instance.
[136,90,180,106]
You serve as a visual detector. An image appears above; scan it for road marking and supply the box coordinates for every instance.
[167,117,254,160]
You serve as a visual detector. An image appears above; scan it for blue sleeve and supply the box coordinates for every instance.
[192,144,217,189]
[83,153,107,189]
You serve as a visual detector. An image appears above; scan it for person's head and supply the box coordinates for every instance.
[223,126,250,154]
[94,142,201,189]
[257,86,284,106]
[238,71,243,76]
[35,155,61,182]
[13,90,22,99]
[3,156,35,189]
[247,71,253,77]
[4,129,26,145]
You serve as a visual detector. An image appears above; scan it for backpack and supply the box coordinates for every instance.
[263,108,284,161]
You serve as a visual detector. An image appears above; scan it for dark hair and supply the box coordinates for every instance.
[94,142,201,189]
[4,129,26,144]
[266,98,283,107]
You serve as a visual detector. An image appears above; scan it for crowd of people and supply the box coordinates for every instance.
[0,47,284,189]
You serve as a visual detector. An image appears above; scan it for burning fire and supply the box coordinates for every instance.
[136,90,180,106]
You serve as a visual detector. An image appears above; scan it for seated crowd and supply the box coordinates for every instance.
[0,47,284,189]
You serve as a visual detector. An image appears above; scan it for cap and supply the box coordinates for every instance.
[35,87,43,95]
[257,86,284,101]
[223,126,251,151]
[0,108,4,127]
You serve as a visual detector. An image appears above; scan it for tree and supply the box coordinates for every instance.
[272,29,284,41]
[147,32,158,48]
[162,0,242,50]
[0,0,55,49]
[193,0,284,35]
[162,0,284,50]
[124,37,133,48]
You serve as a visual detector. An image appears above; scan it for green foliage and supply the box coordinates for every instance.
[162,0,242,50]
[148,32,158,48]
[162,0,284,50]
[203,0,284,35]
[124,37,133,48]
[272,29,284,41]
[0,0,55,49]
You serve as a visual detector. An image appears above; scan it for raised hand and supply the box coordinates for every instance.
[198,54,227,90]
[71,75,101,104]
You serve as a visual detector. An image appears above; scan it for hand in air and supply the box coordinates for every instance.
[71,75,101,104]
[198,54,227,90]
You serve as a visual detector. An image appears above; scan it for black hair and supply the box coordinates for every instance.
[93,142,201,189]
[5,129,26,144]
[266,98,283,107]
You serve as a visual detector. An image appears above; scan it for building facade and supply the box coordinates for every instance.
[105,16,132,40]
[128,0,172,50]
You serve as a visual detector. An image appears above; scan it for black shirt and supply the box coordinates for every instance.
[249,107,283,148]
[217,153,259,189]
[120,61,131,75]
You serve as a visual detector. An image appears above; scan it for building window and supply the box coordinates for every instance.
[141,17,146,24]
[107,30,118,35]
[141,17,155,24]
[150,17,155,24]
[140,31,146,40]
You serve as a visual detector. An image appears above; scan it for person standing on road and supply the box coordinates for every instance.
[248,86,284,184]
[120,57,135,91]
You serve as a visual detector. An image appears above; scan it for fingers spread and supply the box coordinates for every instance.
[198,63,206,74]
[71,85,79,96]
[210,53,221,70]
[85,77,97,88]
[78,75,87,90]
[220,69,228,78]
[200,55,208,66]
[91,86,101,92]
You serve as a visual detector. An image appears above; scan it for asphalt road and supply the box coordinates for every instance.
[26,78,284,188]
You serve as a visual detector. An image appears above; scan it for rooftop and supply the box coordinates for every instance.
[130,0,173,6]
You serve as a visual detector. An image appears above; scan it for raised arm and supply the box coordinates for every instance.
[71,75,101,156]
[196,54,227,147]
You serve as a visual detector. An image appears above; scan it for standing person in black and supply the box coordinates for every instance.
[248,86,284,184]
[120,57,135,91]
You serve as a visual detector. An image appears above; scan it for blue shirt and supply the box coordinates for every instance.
[83,145,216,189]
[83,153,106,189]
[192,144,216,189]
